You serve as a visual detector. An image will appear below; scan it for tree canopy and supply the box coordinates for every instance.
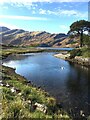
[68,20,90,47]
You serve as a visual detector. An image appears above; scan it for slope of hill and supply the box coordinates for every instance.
[0,26,10,33]
[0,26,79,47]
[53,36,80,48]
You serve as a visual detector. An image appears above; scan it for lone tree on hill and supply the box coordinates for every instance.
[68,20,90,47]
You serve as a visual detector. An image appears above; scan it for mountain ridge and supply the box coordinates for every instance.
[0,26,79,47]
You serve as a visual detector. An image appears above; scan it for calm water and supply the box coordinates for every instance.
[37,47,74,51]
[3,52,90,117]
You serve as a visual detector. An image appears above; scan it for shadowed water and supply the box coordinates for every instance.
[3,52,90,118]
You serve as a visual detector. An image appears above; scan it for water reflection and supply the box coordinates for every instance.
[66,63,89,117]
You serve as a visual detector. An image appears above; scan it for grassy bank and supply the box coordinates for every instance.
[1,45,71,60]
[1,47,44,59]
[68,47,90,67]
[1,45,90,119]
[69,47,90,58]
[0,65,70,119]
[54,47,90,67]
[1,44,71,119]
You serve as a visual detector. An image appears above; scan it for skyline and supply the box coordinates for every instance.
[0,1,89,34]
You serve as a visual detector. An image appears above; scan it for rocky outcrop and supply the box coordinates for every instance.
[65,56,90,67]
[35,102,47,113]
[74,56,90,66]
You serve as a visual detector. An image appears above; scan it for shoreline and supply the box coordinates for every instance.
[1,46,90,119]
[1,65,71,119]
[2,47,71,60]
[54,53,90,67]
[54,52,70,60]
[1,49,71,119]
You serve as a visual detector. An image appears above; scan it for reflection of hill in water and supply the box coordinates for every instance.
[3,53,36,62]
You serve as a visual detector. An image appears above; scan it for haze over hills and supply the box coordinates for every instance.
[0,26,79,47]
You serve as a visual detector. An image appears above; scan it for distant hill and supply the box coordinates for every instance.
[0,26,79,47]
[0,26,10,32]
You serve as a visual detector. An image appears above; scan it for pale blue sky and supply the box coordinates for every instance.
[0,1,88,34]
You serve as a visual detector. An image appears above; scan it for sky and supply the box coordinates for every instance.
[0,0,89,34]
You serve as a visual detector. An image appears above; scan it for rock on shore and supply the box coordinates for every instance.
[54,53,70,60]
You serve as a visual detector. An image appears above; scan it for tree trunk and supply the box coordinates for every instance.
[80,31,83,47]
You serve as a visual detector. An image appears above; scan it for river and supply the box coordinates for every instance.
[3,50,90,118]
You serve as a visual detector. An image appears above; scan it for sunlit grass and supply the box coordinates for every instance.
[1,65,70,119]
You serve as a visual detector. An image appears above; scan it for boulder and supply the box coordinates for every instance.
[35,102,47,113]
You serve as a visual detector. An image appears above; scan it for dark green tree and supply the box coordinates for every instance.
[68,20,90,47]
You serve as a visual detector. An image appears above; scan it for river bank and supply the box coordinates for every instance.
[54,52,70,60]
[1,65,71,119]
[1,46,71,119]
[1,46,89,119]
[1,46,72,60]
[1,47,44,59]
[54,52,90,67]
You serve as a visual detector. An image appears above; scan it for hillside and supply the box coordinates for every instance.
[0,26,10,33]
[0,26,79,47]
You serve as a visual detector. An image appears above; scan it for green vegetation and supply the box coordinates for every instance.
[81,47,90,57]
[69,49,82,59]
[1,19,89,119]
[69,47,90,59]
[83,34,90,47]
[71,34,90,58]
[68,20,90,47]
[1,44,72,60]
[1,65,70,119]
[1,45,44,59]
[68,20,90,59]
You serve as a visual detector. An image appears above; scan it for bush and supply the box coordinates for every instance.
[81,47,90,57]
[83,34,90,47]
[46,97,56,114]
[70,49,82,58]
